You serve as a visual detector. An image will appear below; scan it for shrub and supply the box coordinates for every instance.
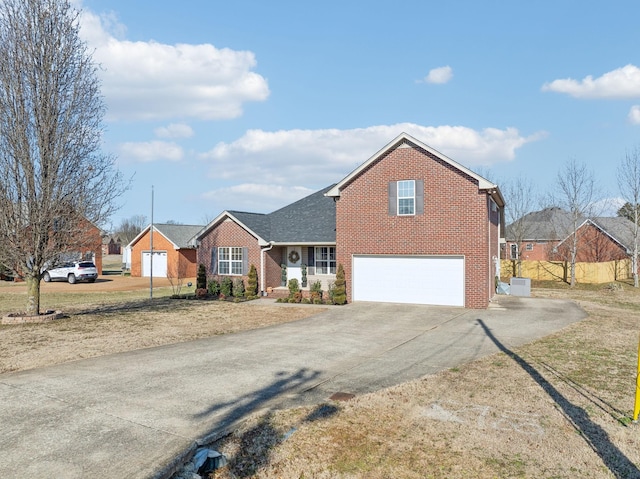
[333,264,346,305]
[207,278,221,297]
[220,277,233,297]
[233,278,245,298]
[281,263,287,286]
[247,264,258,296]
[288,278,300,296]
[196,264,207,290]
[301,264,307,287]
[292,291,303,303]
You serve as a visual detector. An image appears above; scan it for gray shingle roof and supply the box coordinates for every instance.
[591,216,636,251]
[154,224,204,248]
[202,185,336,244]
[506,207,580,241]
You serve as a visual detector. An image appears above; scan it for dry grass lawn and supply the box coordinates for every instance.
[2,270,640,478]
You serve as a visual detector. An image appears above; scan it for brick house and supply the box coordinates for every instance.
[128,223,203,278]
[194,133,505,308]
[505,207,635,263]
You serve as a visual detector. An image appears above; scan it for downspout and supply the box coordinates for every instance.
[260,242,275,296]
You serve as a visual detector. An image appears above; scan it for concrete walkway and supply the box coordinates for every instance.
[0,296,586,479]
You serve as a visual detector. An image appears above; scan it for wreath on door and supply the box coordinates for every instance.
[288,250,300,264]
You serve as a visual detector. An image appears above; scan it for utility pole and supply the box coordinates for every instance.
[150,185,154,300]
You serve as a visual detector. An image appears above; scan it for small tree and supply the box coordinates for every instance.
[247,264,258,296]
[207,277,221,297]
[220,277,233,297]
[281,263,287,286]
[196,264,207,290]
[333,264,347,305]
[618,146,640,288]
[167,256,188,296]
[233,278,245,298]
[301,264,308,287]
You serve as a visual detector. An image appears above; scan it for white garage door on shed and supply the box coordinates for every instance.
[352,255,465,306]
[142,251,168,277]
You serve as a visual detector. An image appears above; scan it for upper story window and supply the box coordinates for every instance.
[397,180,415,216]
[389,179,423,216]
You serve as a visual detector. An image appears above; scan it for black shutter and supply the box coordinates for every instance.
[388,181,397,216]
[210,248,218,275]
[242,247,249,275]
[415,179,424,215]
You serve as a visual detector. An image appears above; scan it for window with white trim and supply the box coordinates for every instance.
[525,243,533,251]
[397,180,415,215]
[315,246,336,275]
[218,247,243,275]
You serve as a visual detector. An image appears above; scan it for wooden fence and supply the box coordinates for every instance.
[500,259,633,284]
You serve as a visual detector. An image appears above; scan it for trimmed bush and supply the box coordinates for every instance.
[207,278,221,297]
[333,264,346,305]
[233,278,245,297]
[196,264,207,290]
[220,277,233,297]
[247,264,258,297]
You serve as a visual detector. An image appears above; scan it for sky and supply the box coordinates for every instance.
[77,0,640,229]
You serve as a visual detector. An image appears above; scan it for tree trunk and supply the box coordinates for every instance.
[25,274,41,315]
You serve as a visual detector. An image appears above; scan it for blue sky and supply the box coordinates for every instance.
[78,0,640,228]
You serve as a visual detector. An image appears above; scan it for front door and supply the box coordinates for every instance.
[287,246,302,285]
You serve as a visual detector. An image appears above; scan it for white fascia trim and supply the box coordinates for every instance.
[127,224,179,250]
[325,132,501,201]
[270,242,337,247]
[194,211,269,246]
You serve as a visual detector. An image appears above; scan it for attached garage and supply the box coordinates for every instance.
[141,251,168,277]
[352,255,465,306]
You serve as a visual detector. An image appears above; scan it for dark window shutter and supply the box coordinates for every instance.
[388,181,397,216]
[308,247,315,266]
[242,247,249,275]
[210,248,218,275]
[415,179,424,215]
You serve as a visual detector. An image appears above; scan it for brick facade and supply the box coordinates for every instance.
[334,145,497,309]
[130,229,198,278]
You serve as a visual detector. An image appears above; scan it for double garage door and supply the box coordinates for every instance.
[141,251,167,277]
[352,255,465,307]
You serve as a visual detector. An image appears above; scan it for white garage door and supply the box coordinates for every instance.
[352,255,465,306]
[142,251,168,277]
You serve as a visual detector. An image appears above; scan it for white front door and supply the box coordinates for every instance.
[287,247,302,285]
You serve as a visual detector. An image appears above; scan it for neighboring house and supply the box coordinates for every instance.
[505,207,635,263]
[128,223,204,278]
[57,217,103,275]
[194,132,504,309]
[102,235,122,255]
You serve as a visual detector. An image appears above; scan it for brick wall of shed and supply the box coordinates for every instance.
[130,230,196,278]
[335,145,493,309]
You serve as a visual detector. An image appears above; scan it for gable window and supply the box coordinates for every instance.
[389,180,423,216]
[397,180,415,215]
[218,247,245,275]
[315,246,336,275]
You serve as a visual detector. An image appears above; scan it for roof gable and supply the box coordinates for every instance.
[195,185,336,245]
[325,132,503,206]
[128,223,204,249]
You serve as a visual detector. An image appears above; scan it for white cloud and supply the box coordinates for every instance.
[119,141,184,162]
[542,64,640,99]
[629,106,640,124]
[423,66,453,84]
[78,8,269,121]
[154,123,194,139]
[200,123,543,188]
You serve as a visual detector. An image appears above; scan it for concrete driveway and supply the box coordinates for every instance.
[0,296,586,479]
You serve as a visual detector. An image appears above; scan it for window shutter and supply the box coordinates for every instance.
[308,247,315,274]
[210,248,218,275]
[242,247,249,275]
[415,179,424,215]
[388,181,397,216]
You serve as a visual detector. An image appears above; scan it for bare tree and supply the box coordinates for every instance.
[0,0,125,315]
[554,158,600,287]
[115,215,147,245]
[617,146,640,287]
[502,175,537,277]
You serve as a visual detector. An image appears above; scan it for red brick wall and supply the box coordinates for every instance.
[552,224,629,263]
[196,219,273,291]
[130,229,197,277]
[335,145,494,308]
